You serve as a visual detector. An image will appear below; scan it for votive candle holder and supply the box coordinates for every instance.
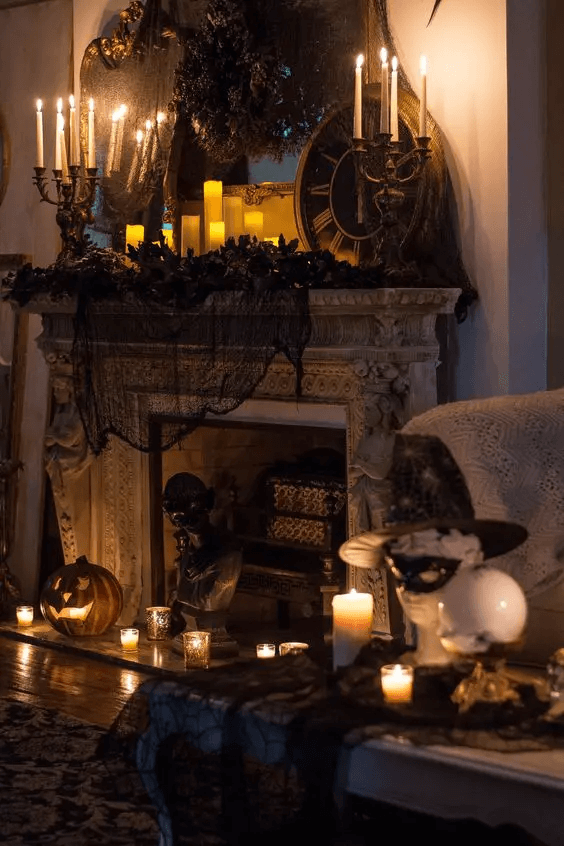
[256,642,276,659]
[183,631,211,669]
[380,663,414,704]
[120,627,139,651]
[16,605,34,627]
[279,641,309,656]
[146,606,172,641]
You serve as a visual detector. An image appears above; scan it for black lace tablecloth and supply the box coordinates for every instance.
[101,643,560,846]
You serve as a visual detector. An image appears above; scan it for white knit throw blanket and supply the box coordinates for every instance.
[401,388,564,596]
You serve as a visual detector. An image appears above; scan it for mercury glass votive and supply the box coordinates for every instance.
[183,631,211,669]
[146,606,172,641]
[256,642,276,659]
[120,627,139,651]
[16,605,34,627]
[279,641,309,656]
[380,663,414,704]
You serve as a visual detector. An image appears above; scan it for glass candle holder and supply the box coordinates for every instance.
[183,631,211,669]
[256,642,276,659]
[16,605,34,627]
[279,641,309,656]
[120,627,139,651]
[380,663,414,704]
[146,606,172,641]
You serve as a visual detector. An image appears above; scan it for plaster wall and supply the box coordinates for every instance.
[388,0,547,400]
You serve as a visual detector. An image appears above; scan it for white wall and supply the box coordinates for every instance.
[388,0,547,400]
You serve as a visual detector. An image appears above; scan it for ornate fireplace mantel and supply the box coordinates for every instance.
[29,286,460,629]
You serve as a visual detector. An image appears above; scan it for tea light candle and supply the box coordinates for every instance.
[120,627,139,651]
[145,606,172,641]
[332,589,373,670]
[183,631,211,669]
[16,605,34,627]
[380,663,414,704]
[279,642,309,656]
[256,643,276,659]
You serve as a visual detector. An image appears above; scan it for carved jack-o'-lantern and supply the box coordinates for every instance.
[40,555,123,636]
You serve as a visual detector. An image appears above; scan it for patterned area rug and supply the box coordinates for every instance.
[0,697,159,846]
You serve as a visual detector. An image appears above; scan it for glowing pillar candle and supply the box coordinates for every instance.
[120,627,139,651]
[203,180,223,251]
[381,663,414,704]
[16,605,34,627]
[161,223,174,250]
[55,98,63,171]
[146,606,172,641]
[87,98,96,169]
[379,48,389,134]
[125,224,144,251]
[181,215,201,256]
[419,55,427,137]
[256,643,276,659]
[224,195,243,240]
[244,210,264,241]
[390,56,399,142]
[183,631,211,669]
[332,589,373,670]
[35,100,44,168]
[209,220,225,251]
[69,95,79,166]
[354,54,364,139]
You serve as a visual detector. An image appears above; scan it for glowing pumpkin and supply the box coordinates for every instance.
[40,555,123,636]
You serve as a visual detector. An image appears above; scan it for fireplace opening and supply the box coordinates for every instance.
[152,417,347,631]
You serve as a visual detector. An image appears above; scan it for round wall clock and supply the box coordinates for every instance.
[293,90,435,268]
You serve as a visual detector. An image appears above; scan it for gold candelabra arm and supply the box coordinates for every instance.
[33,164,99,259]
[33,167,60,206]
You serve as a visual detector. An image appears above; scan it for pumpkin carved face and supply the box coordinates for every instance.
[40,556,123,636]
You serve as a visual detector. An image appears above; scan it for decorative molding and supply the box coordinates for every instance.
[223,182,294,206]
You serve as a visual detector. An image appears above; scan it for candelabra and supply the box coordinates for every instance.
[33,165,99,259]
[353,130,431,274]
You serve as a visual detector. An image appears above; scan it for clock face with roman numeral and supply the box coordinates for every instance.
[294,98,421,266]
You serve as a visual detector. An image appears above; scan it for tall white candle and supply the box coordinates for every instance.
[87,98,96,169]
[126,129,143,192]
[55,98,63,171]
[353,54,364,139]
[379,48,389,134]
[332,589,373,670]
[105,109,119,177]
[35,100,44,168]
[69,95,79,166]
[60,119,69,182]
[419,55,427,137]
[390,56,399,142]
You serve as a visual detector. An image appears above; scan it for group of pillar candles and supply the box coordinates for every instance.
[353,50,428,141]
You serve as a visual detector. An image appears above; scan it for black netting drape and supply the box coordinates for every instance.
[72,288,311,454]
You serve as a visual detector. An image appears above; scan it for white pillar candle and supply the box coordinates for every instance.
[419,55,427,137]
[244,210,264,241]
[332,589,373,670]
[256,643,276,659]
[55,98,63,171]
[87,98,96,169]
[69,95,79,166]
[380,663,414,704]
[16,605,34,627]
[224,195,243,240]
[125,224,144,251]
[181,214,201,256]
[353,54,364,139]
[209,220,225,251]
[379,48,389,134]
[120,627,139,651]
[390,56,399,142]
[203,180,223,251]
[35,100,44,168]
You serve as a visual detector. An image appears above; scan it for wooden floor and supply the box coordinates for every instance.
[0,633,154,728]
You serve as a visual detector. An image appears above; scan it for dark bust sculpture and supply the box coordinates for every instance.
[163,472,242,656]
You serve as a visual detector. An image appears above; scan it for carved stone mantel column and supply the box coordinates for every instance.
[30,287,461,629]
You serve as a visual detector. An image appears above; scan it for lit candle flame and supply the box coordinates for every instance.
[392,56,398,72]
[69,94,75,109]
[380,47,388,64]
[420,54,427,75]
[89,98,94,112]
[145,119,152,131]
[36,99,42,113]
[156,111,165,125]
[136,129,143,143]
[57,98,63,114]
[356,54,364,69]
